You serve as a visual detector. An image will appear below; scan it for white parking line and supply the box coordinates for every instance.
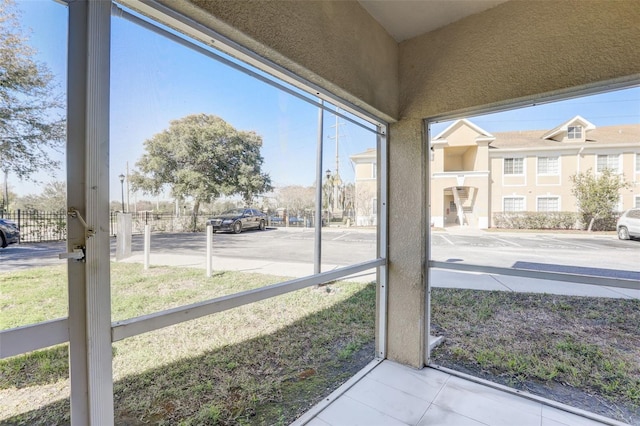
[331,233,350,241]
[539,236,600,249]
[488,236,522,247]
[438,234,455,245]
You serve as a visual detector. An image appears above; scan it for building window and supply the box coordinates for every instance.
[537,156,559,175]
[372,197,378,215]
[504,158,523,175]
[636,153,640,173]
[537,197,559,212]
[567,126,582,139]
[596,154,620,173]
[635,196,640,209]
[372,162,377,179]
[503,197,525,212]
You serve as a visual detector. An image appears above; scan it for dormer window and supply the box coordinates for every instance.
[567,125,582,140]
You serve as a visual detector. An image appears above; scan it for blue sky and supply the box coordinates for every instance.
[9,1,640,203]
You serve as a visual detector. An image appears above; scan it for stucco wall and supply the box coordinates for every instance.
[387,118,426,366]
[399,0,640,119]
[158,0,399,122]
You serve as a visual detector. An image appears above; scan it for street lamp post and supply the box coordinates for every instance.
[325,168,332,213]
[118,173,125,212]
[325,169,342,214]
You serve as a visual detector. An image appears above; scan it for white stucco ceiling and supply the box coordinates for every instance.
[358,0,509,42]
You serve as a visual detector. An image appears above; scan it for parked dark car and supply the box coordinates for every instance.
[0,218,19,248]
[269,215,284,224]
[206,208,267,234]
[617,208,640,240]
[288,216,304,225]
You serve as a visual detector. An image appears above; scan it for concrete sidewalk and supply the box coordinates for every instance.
[119,252,379,283]
[118,253,640,300]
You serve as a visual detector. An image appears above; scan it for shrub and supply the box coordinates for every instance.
[493,212,580,230]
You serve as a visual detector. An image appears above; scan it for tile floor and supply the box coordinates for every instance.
[292,360,625,426]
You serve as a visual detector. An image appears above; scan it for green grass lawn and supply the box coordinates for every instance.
[2,266,639,424]
[0,263,376,425]
[431,288,640,424]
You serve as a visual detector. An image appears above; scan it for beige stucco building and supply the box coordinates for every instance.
[350,148,378,226]
[353,116,640,229]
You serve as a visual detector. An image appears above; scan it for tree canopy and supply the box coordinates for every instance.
[16,180,65,211]
[130,114,272,224]
[275,185,315,215]
[0,0,65,182]
[570,168,630,231]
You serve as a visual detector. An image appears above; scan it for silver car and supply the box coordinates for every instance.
[616,208,640,240]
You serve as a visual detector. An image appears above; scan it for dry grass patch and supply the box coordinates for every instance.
[431,288,640,424]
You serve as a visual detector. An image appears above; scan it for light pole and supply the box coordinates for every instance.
[118,173,125,212]
[325,168,342,214]
[325,169,332,214]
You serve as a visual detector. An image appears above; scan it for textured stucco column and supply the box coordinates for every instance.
[386,118,426,367]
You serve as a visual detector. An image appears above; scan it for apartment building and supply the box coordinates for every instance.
[352,116,640,228]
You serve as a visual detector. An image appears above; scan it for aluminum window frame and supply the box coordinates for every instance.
[503,157,524,175]
[1,1,390,422]
[536,195,560,212]
[596,153,621,173]
[537,156,559,176]
[425,80,640,365]
[2,0,390,352]
[503,195,526,212]
[567,125,582,140]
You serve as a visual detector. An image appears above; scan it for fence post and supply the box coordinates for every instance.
[17,209,21,244]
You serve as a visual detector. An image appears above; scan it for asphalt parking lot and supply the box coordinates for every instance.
[430,231,639,278]
[1,228,638,279]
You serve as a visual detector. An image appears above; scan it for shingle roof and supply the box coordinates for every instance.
[491,123,640,149]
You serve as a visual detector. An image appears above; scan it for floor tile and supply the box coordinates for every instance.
[296,361,621,426]
[345,376,432,424]
[416,403,488,426]
[316,395,408,426]
[432,376,542,426]
[367,361,449,401]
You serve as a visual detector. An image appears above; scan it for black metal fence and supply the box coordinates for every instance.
[1,210,67,243]
[1,209,333,244]
[1,210,212,243]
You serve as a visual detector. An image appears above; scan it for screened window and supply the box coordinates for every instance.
[537,197,559,212]
[537,157,559,175]
[504,158,523,175]
[567,126,582,139]
[596,154,620,173]
[503,197,525,212]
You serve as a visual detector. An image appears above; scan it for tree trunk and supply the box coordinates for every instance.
[587,216,596,232]
[191,198,200,232]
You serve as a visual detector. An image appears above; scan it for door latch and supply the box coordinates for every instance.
[58,247,86,262]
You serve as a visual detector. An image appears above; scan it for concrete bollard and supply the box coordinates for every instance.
[206,224,213,277]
